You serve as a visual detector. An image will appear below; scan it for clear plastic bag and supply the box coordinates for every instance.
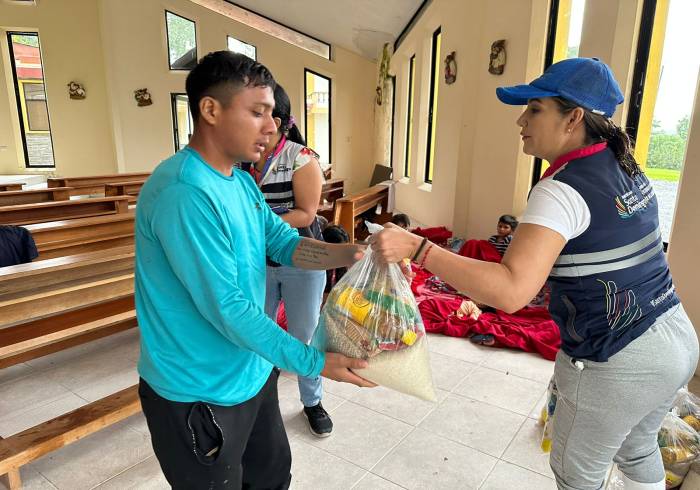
[658,412,700,488]
[672,388,700,432]
[313,245,437,402]
[539,375,558,453]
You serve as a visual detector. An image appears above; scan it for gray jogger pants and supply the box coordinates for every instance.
[550,304,699,490]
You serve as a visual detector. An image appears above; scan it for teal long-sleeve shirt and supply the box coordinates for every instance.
[135,147,325,405]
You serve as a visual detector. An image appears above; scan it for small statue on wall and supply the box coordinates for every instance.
[67,81,86,100]
[444,51,457,84]
[134,88,153,107]
[489,40,507,75]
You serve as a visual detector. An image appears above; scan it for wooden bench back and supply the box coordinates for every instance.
[0,246,134,326]
[0,296,136,369]
[0,183,24,192]
[48,172,150,196]
[25,213,135,260]
[0,196,129,225]
[0,187,72,207]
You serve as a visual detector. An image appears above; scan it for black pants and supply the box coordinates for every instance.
[138,369,291,489]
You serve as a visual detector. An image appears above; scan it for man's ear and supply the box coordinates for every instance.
[198,96,219,125]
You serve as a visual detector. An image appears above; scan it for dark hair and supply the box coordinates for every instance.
[272,83,306,146]
[185,51,275,122]
[498,214,518,230]
[322,224,350,244]
[391,213,411,228]
[552,96,642,178]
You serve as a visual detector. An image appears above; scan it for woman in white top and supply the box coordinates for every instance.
[370,58,698,490]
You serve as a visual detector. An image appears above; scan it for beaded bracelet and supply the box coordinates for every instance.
[411,237,429,262]
[419,243,434,268]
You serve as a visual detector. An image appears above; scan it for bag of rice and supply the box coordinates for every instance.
[313,245,437,402]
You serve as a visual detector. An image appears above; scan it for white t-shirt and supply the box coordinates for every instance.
[520,178,591,241]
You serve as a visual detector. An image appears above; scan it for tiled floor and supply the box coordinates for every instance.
[0,329,697,489]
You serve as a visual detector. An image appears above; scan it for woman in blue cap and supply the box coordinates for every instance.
[370,57,698,490]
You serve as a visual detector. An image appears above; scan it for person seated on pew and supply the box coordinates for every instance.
[0,225,38,266]
[134,51,373,490]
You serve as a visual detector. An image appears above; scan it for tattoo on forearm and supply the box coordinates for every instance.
[295,240,331,265]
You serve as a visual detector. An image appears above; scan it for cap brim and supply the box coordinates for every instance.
[496,84,560,106]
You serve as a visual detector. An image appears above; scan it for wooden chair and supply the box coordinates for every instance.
[318,178,345,222]
[333,184,390,242]
[0,196,129,226]
[0,187,72,207]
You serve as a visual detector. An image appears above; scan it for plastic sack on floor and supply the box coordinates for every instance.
[672,388,700,432]
[658,412,700,488]
[312,240,437,402]
[539,375,558,453]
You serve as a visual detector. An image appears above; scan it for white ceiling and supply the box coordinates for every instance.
[226,0,424,60]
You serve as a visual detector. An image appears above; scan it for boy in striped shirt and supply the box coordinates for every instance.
[488,215,518,256]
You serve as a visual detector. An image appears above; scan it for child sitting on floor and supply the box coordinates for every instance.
[488,214,518,256]
[390,213,411,229]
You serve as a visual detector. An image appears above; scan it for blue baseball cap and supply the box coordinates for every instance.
[496,57,624,118]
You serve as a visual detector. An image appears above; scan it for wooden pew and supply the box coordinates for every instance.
[318,178,344,222]
[47,172,150,196]
[0,385,141,489]
[0,247,139,488]
[0,246,134,325]
[0,183,23,192]
[333,184,389,242]
[25,213,135,260]
[105,180,145,204]
[0,187,72,207]
[0,296,136,369]
[0,196,129,225]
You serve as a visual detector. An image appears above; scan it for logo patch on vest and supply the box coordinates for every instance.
[597,279,642,334]
[614,179,655,219]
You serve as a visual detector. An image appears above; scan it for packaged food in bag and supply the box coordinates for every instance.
[658,412,700,488]
[539,375,558,453]
[313,246,437,402]
[673,388,700,431]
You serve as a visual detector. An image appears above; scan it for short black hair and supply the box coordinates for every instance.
[322,224,350,244]
[498,214,518,230]
[391,213,411,228]
[185,51,275,122]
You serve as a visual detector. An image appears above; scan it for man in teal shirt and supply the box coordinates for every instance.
[136,51,371,490]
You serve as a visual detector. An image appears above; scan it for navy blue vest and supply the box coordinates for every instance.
[546,148,678,361]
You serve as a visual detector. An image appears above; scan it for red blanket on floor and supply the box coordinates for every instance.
[457,239,502,263]
[411,241,560,361]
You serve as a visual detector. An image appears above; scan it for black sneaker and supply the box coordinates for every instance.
[303,403,333,438]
